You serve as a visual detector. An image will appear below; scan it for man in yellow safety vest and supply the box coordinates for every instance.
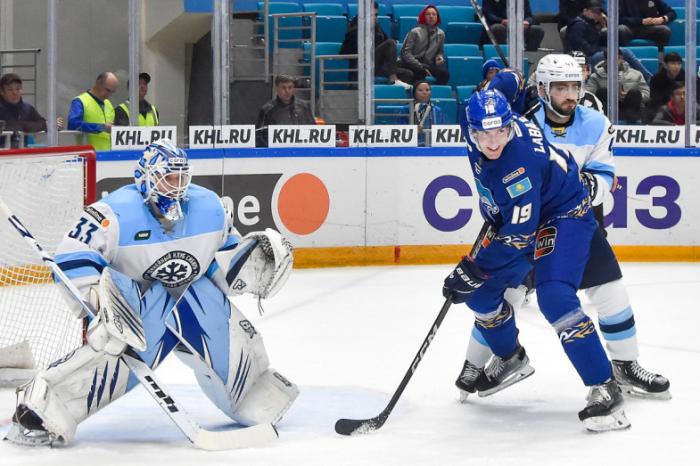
[67,72,118,151]
[114,72,159,127]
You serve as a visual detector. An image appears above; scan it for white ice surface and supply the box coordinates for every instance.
[1,263,698,465]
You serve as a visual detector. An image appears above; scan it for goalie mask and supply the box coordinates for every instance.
[535,54,584,118]
[134,139,191,224]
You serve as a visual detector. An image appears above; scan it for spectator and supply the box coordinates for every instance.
[340,1,411,88]
[255,75,315,147]
[565,0,652,82]
[652,82,700,125]
[619,0,676,51]
[114,72,159,126]
[399,80,444,146]
[587,49,650,124]
[570,50,605,112]
[0,73,64,148]
[647,51,684,121]
[398,5,449,85]
[477,58,504,91]
[67,72,118,151]
[482,0,544,52]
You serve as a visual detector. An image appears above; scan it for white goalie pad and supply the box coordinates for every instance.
[215,228,293,299]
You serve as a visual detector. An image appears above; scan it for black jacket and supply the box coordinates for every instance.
[0,96,46,133]
[558,0,587,29]
[483,0,536,26]
[565,14,602,56]
[620,0,676,28]
[255,96,315,146]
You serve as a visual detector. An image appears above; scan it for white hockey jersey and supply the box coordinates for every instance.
[55,183,239,311]
[533,104,615,193]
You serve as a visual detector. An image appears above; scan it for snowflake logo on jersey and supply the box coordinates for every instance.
[143,251,201,288]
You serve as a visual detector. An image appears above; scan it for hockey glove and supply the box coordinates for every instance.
[442,256,488,304]
[581,171,604,206]
[522,85,542,119]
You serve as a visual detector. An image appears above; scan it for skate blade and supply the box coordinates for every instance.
[457,390,471,403]
[582,407,631,433]
[619,383,672,401]
[4,423,57,447]
[478,365,535,397]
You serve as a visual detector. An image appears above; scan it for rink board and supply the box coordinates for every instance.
[95,146,700,264]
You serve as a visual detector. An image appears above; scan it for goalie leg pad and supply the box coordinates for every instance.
[13,325,132,444]
[97,267,147,352]
[172,285,298,425]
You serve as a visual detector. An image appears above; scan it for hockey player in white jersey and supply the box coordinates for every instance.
[456,54,670,403]
[7,139,299,446]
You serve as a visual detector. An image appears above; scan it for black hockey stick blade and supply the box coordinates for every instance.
[335,413,388,436]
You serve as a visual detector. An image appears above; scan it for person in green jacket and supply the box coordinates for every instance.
[67,72,118,150]
[114,72,159,127]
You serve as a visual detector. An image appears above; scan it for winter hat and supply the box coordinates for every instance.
[482,59,503,79]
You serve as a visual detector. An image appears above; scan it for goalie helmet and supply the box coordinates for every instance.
[535,54,584,118]
[134,138,191,224]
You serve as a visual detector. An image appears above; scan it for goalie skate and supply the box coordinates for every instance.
[612,360,671,400]
[4,405,62,447]
[478,345,535,397]
[579,380,631,433]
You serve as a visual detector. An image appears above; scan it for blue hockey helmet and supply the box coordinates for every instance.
[134,138,191,224]
[465,89,513,131]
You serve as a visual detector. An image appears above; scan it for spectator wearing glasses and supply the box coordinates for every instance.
[67,72,119,150]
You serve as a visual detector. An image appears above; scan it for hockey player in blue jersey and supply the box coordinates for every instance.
[443,89,629,431]
[457,55,670,402]
[484,67,542,118]
[7,139,299,446]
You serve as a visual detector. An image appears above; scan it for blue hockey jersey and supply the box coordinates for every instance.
[466,116,590,267]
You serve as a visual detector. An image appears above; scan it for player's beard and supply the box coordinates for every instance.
[552,99,577,117]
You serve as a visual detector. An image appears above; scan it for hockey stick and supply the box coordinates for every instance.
[469,0,510,68]
[334,222,494,436]
[0,197,278,450]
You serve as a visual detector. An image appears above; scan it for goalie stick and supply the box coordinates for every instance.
[334,222,495,436]
[469,0,510,68]
[0,196,278,451]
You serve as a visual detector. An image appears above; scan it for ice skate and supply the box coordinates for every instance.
[455,359,486,402]
[612,360,671,400]
[478,345,535,397]
[4,405,61,447]
[579,379,630,432]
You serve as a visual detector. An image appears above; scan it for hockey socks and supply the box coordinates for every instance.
[554,309,612,386]
[474,301,517,358]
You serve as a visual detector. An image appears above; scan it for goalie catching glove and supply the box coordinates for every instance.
[215,228,293,299]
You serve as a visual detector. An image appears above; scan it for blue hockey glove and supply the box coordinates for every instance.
[442,256,488,304]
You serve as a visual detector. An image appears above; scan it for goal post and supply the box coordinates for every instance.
[0,146,96,385]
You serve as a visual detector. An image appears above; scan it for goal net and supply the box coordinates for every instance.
[0,146,96,385]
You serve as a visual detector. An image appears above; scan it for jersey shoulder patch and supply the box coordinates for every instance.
[505,177,532,198]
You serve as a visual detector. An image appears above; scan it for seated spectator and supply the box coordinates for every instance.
[587,50,650,124]
[652,82,700,125]
[569,51,605,113]
[558,0,604,31]
[399,80,444,146]
[483,0,544,52]
[566,0,652,82]
[620,0,676,51]
[68,71,119,151]
[114,72,159,126]
[340,1,411,88]
[647,51,684,121]
[255,75,315,147]
[0,73,63,148]
[477,58,503,91]
[398,5,449,85]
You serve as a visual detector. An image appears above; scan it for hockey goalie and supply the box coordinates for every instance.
[6,139,298,446]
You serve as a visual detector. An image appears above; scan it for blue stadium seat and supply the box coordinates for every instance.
[447,56,484,87]
[483,44,508,60]
[314,15,347,42]
[303,3,345,16]
[375,84,410,124]
[374,83,410,100]
[377,15,392,37]
[445,22,483,44]
[432,98,457,124]
[639,58,659,75]
[304,42,346,91]
[259,2,303,49]
[529,0,559,14]
[456,85,477,103]
[375,104,408,124]
[429,85,453,99]
[443,44,480,58]
[488,57,530,78]
[437,6,472,24]
[398,16,418,41]
[627,38,656,46]
[668,20,685,46]
[674,7,685,20]
[624,46,659,59]
[346,3,389,18]
[391,4,424,21]
[665,45,686,58]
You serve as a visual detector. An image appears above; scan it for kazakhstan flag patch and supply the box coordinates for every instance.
[506,177,532,198]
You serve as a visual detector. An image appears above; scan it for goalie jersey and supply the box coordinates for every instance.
[54,183,239,302]
[533,104,615,192]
